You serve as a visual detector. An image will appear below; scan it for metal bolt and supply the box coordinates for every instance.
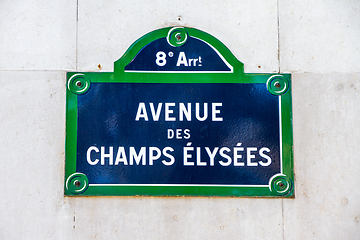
[279,182,284,188]
[176,34,182,41]
[76,81,82,87]
[275,82,281,89]
[74,180,81,187]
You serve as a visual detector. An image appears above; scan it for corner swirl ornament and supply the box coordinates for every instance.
[269,174,293,196]
[266,75,289,96]
[67,73,91,94]
[167,27,188,47]
[66,173,89,194]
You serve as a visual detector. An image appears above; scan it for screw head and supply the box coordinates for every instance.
[167,27,188,47]
[266,75,289,96]
[74,180,81,187]
[176,33,182,41]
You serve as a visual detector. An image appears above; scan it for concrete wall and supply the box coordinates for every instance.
[1,0,360,239]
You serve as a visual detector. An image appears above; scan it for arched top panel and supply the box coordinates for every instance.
[114,27,244,75]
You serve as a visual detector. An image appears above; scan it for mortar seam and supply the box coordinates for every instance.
[277,0,280,73]
[76,0,79,72]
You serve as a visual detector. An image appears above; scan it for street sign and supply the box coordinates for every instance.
[65,27,294,197]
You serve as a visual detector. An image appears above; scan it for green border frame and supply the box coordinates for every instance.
[65,27,293,197]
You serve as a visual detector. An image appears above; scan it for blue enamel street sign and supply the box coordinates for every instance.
[65,27,294,197]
